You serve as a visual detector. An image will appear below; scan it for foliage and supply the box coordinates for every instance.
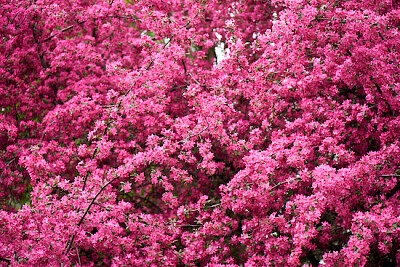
[1,0,400,266]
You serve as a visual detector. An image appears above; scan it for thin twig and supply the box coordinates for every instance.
[177,224,202,227]
[178,121,210,144]
[180,19,191,29]
[0,257,11,263]
[44,21,86,42]
[31,24,48,69]
[0,158,16,181]
[39,120,54,144]
[189,73,201,85]
[162,36,173,49]
[79,177,120,227]
[182,59,187,75]
[64,176,120,254]
[270,177,301,190]
[75,244,81,266]
[92,202,113,211]
[107,15,141,22]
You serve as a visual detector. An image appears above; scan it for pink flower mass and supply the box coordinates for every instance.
[1,0,400,265]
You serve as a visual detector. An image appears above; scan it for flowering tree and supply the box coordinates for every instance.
[1,0,400,265]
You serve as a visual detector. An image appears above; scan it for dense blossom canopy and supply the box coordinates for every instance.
[1,0,400,266]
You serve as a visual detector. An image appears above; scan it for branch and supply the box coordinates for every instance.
[208,203,221,208]
[182,59,187,75]
[0,257,11,263]
[107,15,141,22]
[141,36,173,72]
[92,202,113,211]
[44,20,86,42]
[30,24,48,69]
[270,177,301,190]
[79,177,119,226]
[162,36,173,50]
[189,73,201,85]
[39,120,54,145]
[0,158,16,182]
[75,244,81,266]
[177,224,202,227]
[178,120,209,144]
[64,176,120,254]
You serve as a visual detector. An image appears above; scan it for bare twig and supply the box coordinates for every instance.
[182,59,187,75]
[75,244,81,266]
[181,19,191,29]
[381,174,400,177]
[0,257,11,263]
[0,158,16,181]
[189,73,201,85]
[31,24,48,69]
[92,202,113,211]
[39,120,54,144]
[162,36,173,49]
[64,176,120,254]
[44,20,86,42]
[177,224,202,227]
[270,177,301,190]
[107,15,141,22]
[178,120,210,144]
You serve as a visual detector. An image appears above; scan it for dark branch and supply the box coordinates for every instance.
[44,20,86,42]
[64,176,120,254]
[0,257,11,263]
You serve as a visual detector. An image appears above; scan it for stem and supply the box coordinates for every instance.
[182,59,187,75]
[178,120,209,144]
[31,24,48,69]
[75,244,81,266]
[64,176,120,254]
[44,21,86,42]
[270,177,301,190]
[189,73,201,85]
